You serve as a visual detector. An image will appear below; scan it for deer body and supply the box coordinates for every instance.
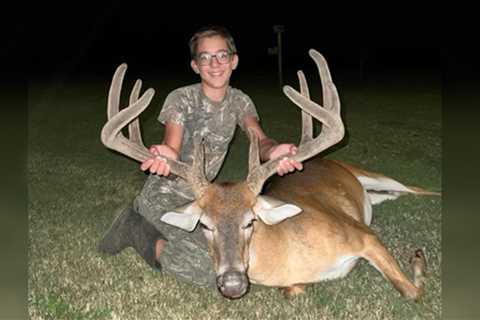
[248,158,370,287]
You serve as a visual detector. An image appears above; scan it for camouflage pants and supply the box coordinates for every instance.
[133,174,216,288]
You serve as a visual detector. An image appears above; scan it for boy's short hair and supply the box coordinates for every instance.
[189,26,237,59]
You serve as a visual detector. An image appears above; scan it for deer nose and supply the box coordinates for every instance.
[216,270,249,299]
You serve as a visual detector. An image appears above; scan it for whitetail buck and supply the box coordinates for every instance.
[101,49,438,300]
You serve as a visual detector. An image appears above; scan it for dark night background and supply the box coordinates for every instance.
[23,4,443,83]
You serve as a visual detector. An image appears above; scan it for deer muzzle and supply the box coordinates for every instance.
[216,269,249,299]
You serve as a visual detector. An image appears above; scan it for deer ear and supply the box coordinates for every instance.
[160,201,203,232]
[253,195,303,225]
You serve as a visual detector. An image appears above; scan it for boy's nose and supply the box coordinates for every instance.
[210,56,220,66]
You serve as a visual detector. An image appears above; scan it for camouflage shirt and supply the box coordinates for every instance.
[134,83,259,228]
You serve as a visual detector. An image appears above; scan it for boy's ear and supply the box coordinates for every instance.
[232,54,239,70]
[190,60,200,74]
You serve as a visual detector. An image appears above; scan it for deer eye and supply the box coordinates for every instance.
[200,222,213,231]
[243,219,256,229]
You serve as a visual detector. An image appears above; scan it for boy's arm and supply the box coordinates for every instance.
[161,121,184,155]
[140,121,184,176]
[242,116,303,176]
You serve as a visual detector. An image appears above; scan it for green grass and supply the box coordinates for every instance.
[28,69,441,319]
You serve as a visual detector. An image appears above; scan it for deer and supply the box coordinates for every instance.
[101,49,439,300]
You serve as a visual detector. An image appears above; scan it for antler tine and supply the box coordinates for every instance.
[128,79,144,145]
[191,136,211,195]
[247,128,261,176]
[107,63,127,121]
[246,50,345,196]
[298,70,313,145]
[101,64,202,192]
[309,49,339,115]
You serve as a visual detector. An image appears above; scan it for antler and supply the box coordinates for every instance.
[101,63,209,198]
[246,49,345,195]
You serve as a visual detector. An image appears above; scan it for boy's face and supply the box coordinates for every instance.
[191,35,238,91]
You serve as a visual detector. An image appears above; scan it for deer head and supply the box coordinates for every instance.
[101,49,344,298]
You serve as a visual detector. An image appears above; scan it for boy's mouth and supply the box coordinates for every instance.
[209,71,224,77]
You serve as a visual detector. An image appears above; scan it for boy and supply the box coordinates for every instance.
[98,26,302,287]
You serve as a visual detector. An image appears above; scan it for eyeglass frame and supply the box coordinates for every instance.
[194,49,235,66]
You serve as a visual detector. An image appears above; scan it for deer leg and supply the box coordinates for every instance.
[280,284,307,298]
[361,235,426,301]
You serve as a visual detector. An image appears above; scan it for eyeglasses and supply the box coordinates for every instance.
[195,50,233,66]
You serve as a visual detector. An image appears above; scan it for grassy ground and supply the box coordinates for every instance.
[28,67,441,319]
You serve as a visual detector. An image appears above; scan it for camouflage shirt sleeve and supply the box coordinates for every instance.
[233,90,260,131]
[158,89,187,126]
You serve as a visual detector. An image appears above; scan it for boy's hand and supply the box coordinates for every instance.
[268,144,303,176]
[140,145,179,176]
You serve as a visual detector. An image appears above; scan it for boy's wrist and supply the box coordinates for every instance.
[150,144,180,160]
[259,138,278,161]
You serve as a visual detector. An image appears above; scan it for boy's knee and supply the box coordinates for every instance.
[159,237,215,287]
